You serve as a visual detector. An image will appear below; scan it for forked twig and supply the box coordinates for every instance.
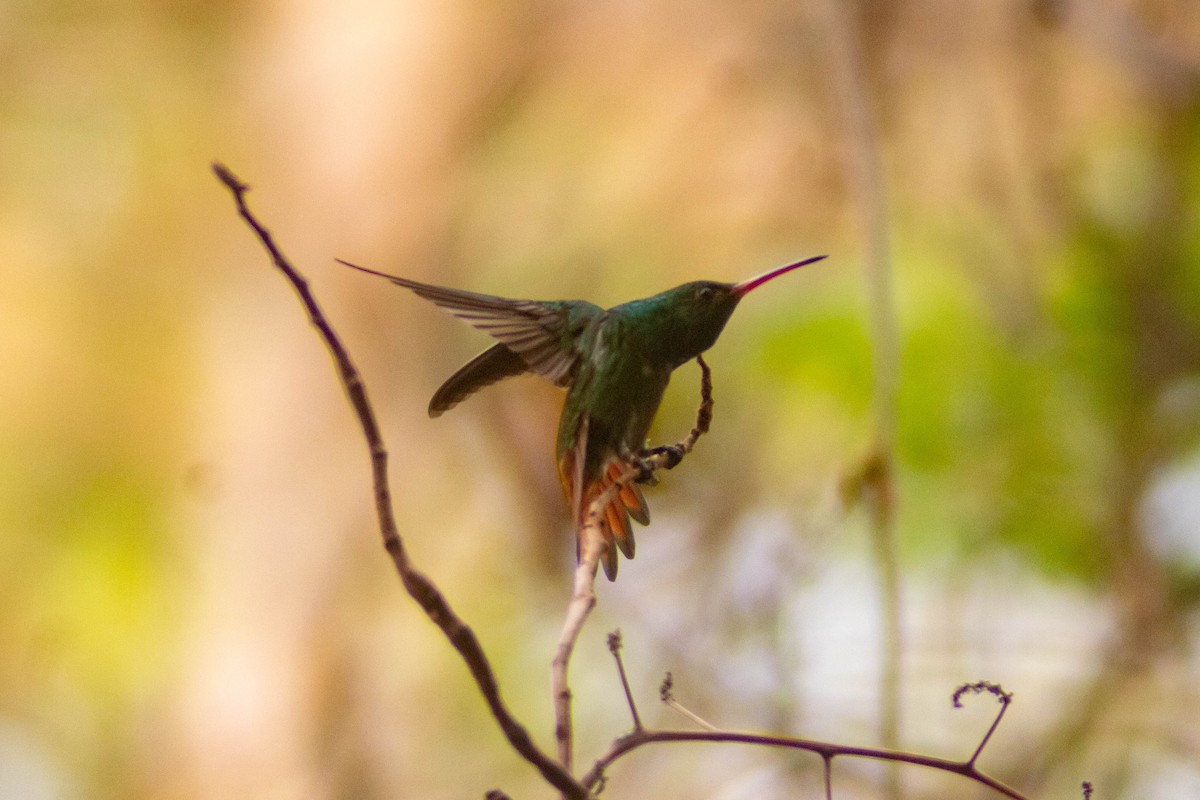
[580,674,1031,799]
[581,728,1029,799]
[212,163,585,800]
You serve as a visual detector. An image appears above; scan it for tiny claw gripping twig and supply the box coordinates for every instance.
[642,444,686,470]
[952,681,1013,767]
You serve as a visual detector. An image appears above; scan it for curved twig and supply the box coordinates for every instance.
[952,681,1014,767]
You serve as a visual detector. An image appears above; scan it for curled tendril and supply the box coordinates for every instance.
[952,680,1013,709]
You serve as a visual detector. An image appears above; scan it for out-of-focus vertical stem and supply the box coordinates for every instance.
[819,3,904,799]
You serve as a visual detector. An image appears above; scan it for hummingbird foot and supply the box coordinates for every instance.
[631,457,659,485]
[643,444,686,470]
[631,444,686,485]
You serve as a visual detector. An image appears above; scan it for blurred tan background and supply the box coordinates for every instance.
[3,0,1200,798]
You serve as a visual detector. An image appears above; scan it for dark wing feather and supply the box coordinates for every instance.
[427,343,529,418]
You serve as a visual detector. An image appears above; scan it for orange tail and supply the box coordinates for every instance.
[557,425,650,580]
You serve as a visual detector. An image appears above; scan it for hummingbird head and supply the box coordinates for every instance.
[648,255,826,366]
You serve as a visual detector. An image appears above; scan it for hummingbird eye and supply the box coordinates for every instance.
[696,285,715,302]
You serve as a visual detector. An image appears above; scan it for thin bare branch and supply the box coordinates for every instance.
[686,354,714,443]
[579,674,1029,799]
[552,513,603,774]
[607,631,642,732]
[212,163,586,800]
[579,728,1029,800]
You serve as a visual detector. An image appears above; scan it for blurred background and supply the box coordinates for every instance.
[3,0,1199,798]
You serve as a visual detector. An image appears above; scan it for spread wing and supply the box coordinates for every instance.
[340,259,598,386]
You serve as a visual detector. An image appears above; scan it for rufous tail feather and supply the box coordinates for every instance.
[557,423,650,581]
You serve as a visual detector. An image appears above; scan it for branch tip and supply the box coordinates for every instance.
[211,161,248,194]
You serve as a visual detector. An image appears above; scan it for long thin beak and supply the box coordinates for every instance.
[732,254,827,297]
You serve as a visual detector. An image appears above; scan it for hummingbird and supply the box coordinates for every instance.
[341,255,826,579]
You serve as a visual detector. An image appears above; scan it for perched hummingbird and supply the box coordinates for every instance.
[341,255,826,579]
